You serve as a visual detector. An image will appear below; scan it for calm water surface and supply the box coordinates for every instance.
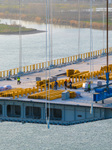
[0,19,112,71]
[0,119,112,150]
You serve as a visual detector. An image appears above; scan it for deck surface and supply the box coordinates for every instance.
[0,55,112,108]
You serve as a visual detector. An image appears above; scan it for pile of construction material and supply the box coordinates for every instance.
[68,91,77,98]
[66,69,74,77]
[98,73,112,80]
[66,69,80,77]
[0,87,39,99]
[28,90,65,100]
[28,89,78,100]
[98,64,112,80]
[71,81,86,89]
[0,88,23,97]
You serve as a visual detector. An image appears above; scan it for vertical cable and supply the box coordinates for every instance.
[106,0,109,89]
[78,0,80,59]
[19,0,22,73]
[91,2,94,73]
[107,0,109,73]
[50,0,53,65]
[103,1,105,54]
[90,1,94,81]
[90,0,92,74]
[48,0,51,129]
[45,0,48,127]
[45,0,51,129]
[90,0,94,114]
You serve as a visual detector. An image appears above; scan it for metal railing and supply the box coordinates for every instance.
[0,47,112,78]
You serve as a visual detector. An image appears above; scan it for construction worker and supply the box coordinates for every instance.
[54,80,58,90]
[17,76,21,85]
[69,80,72,89]
[64,79,67,90]
[88,82,91,92]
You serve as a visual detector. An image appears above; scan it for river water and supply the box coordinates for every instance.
[0,119,112,150]
[0,19,112,149]
[0,19,112,71]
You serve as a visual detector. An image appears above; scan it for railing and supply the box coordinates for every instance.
[0,47,112,78]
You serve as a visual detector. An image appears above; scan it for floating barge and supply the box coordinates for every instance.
[0,90,112,126]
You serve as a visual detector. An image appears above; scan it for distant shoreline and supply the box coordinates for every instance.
[0,29,45,35]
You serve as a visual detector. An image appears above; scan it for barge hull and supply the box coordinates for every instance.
[0,99,111,125]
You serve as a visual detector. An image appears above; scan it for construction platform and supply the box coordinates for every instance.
[0,55,112,125]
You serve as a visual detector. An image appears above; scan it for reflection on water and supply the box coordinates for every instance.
[0,19,112,71]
